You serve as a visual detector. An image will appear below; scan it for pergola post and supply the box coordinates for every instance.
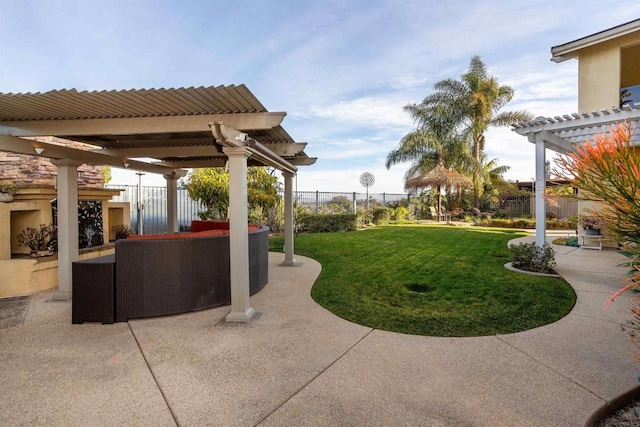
[223,146,255,323]
[51,158,83,300]
[281,171,299,266]
[534,133,547,247]
[164,173,179,233]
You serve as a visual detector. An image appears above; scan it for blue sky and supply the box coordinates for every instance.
[2,0,639,193]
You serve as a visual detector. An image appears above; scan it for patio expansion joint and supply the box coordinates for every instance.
[127,322,180,427]
[494,334,607,403]
[570,311,627,327]
[254,327,376,426]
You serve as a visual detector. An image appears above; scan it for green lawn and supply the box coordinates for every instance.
[269,225,576,337]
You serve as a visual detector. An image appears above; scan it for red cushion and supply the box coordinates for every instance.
[191,220,230,232]
[126,229,227,240]
[191,220,261,233]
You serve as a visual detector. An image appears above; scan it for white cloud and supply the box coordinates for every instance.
[307,95,413,129]
[4,0,639,196]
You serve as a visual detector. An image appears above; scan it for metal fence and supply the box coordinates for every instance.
[294,191,410,214]
[108,185,204,235]
[107,185,578,234]
[107,185,411,234]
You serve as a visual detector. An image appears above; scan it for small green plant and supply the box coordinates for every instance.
[111,224,135,240]
[509,242,556,274]
[0,182,17,195]
[552,236,579,247]
[17,223,57,252]
[578,215,600,231]
[393,206,409,221]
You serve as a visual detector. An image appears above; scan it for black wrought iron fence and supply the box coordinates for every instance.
[107,185,577,234]
[294,191,410,214]
[107,186,411,234]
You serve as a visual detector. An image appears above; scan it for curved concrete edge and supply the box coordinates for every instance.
[585,384,640,426]
[504,262,561,278]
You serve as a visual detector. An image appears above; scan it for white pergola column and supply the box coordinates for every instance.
[164,173,179,233]
[280,171,300,266]
[51,158,83,301]
[534,133,547,247]
[222,146,256,323]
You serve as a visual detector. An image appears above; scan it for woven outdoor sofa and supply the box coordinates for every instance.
[72,222,269,324]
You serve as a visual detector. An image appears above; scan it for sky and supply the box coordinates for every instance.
[1,0,639,193]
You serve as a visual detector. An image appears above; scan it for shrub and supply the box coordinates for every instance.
[552,236,579,247]
[111,224,135,240]
[577,215,600,232]
[509,242,556,274]
[393,206,409,221]
[493,210,509,219]
[17,223,57,252]
[356,209,373,228]
[371,207,392,225]
[474,218,575,230]
[297,213,357,233]
[0,182,17,195]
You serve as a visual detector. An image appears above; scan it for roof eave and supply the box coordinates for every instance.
[551,18,640,63]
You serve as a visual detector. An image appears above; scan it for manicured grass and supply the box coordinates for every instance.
[270,225,576,337]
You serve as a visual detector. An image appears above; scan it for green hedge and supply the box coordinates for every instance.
[478,218,576,229]
[297,213,357,233]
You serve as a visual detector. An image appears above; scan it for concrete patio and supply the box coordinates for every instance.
[0,237,637,426]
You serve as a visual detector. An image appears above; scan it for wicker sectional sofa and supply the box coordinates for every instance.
[72,222,269,324]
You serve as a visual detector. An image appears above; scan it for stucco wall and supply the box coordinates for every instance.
[577,32,640,112]
[0,247,115,298]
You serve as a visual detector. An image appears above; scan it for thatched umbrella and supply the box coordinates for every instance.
[404,165,472,221]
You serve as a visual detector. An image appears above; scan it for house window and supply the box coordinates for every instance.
[620,44,640,107]
[621,84,640,106]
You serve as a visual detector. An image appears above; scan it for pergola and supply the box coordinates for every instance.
[512,104,640,246]
[0,85,316,322]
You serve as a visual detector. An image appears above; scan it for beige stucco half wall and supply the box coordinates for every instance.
[0,187,129,298]
[578,32,640,112]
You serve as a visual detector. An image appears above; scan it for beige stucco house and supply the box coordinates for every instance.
[552,18,640,112]
[514,18,640,248]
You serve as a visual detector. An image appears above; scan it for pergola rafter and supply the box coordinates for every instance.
[0,86,315,322]
[512,103,640,246]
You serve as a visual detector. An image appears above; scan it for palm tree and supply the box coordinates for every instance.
[462,154,511,210]
[419,56,533,207]
[386,104,470,219]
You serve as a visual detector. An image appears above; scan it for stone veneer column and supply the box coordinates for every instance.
[222,146,255,323]
[51,158,83,300]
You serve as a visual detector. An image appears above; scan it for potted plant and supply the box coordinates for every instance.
[111,224,134,240]
[17,223,57,257]
[578,215,601,236]
[0,182,17,203]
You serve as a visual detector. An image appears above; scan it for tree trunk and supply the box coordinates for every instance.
[437,185,442,222]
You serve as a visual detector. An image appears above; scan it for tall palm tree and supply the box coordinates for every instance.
[386,104,470,219]
[419,56,533,207]
[422,56,532,160]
